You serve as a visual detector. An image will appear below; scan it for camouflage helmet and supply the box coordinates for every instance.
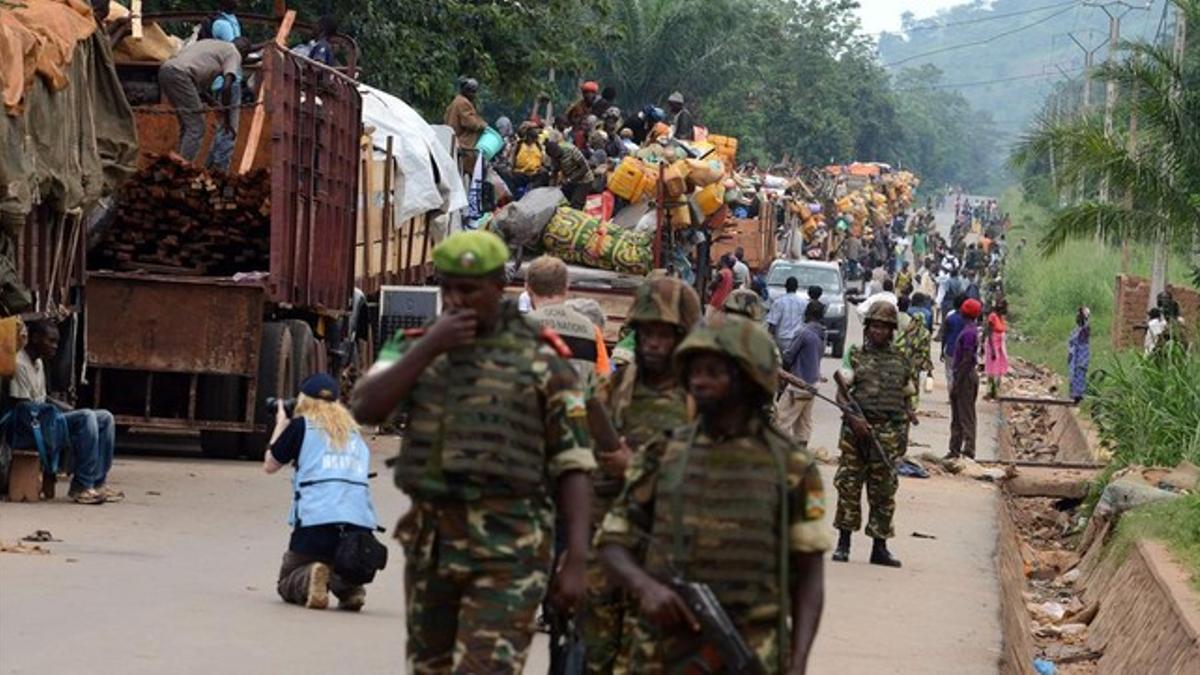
[627,277,702,332]
[723,289,766,322]
[863,301,899,327]
[673,314,779,396]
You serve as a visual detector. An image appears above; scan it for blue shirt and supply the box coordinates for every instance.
[210,13,241,42]
[767,292,806,348]
[942,311,966,358]
[784,321,825,385]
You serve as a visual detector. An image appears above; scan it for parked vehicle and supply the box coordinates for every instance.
[764,258,849,358]
[80,13,365,458]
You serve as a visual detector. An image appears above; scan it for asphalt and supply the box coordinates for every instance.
[1,195,1005,673]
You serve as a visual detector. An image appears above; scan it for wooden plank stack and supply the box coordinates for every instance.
[92,155,272,276]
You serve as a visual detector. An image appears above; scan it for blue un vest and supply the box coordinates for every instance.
[289,419,378,530]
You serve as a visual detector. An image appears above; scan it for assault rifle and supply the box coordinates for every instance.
[621,511,770,675]
[669,576,768,675]
[586,398,626,498]
[779,369,896,476]
[543,599,586,675]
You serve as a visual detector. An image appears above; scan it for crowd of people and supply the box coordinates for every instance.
[444,76,705,217]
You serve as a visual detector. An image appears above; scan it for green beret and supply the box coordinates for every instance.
[433,230,509,277]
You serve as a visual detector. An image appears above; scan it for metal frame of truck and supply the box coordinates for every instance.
[80,13,363,457]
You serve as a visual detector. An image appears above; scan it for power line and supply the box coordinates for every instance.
[892,66,1085,91]
[869,0,1079,37]
[883,4,1081,67]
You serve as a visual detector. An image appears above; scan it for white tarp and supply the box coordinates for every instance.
[359,84,467,225]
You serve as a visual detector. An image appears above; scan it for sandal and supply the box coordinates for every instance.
[96,485,125,503]
[69,488,107,505]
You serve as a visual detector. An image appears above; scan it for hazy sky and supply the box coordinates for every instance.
[855,0,979,36]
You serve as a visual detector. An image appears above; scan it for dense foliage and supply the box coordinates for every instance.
[1012,0,1200,283]
[154,0,1000,190]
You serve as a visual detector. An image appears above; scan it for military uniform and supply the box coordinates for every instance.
[583,277,699,675]
[597,315,831,674]
[380,231,596,674]
[834,305,913,545]
[895,312,933,407]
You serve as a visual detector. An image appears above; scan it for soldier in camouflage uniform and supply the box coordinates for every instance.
[351,230,595,674]
[583,276,700,675]
[598,314,830,674]
[723,288,768,322]
[895,296,933,407]
[832,302,913,568]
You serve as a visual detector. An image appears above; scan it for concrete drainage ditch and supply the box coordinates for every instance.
[993,362,1200,674]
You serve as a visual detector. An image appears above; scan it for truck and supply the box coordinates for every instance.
[78,12,368,458]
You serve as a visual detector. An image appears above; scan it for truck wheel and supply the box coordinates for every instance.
[199,375,244,459]
[282,319,319,387]
[241,322,294,458]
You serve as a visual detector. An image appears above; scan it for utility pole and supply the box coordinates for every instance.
[1152,3,1186,306]
[1052,63,1080,205]
[1086,1,1149,209]
[1067,30,1107,205]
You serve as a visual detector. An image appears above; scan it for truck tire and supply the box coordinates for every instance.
[241,322,294,459]
[282,319,319,388]
[199,375,244,459]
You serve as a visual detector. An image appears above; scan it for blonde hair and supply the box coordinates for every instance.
[527,255,568,297]
[294,393,359,450]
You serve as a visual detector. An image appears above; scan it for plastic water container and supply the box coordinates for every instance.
[693,183,725,216]
[607,157,646,201]
[476,127,505,161]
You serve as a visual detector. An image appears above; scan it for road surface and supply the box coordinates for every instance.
[1,319,1003,675]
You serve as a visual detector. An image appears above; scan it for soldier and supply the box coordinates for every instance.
[583,277,701,674]
[351,230,594,674]
[831,302,913,568]
[598,314,829,674]
[895,295,933,407]
[723,287,768,321]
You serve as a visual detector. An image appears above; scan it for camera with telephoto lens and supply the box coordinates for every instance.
[266,397,297,418]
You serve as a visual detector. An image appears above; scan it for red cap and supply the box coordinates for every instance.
[961,298,983,319]
[581,81,599,94]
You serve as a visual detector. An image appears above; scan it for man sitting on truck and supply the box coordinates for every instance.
[10,321,121,505]
[158,36,252,171]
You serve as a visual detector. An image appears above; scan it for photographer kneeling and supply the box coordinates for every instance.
[264,374,384,611]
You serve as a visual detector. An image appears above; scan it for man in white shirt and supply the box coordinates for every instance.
[732,248,751,289]
[10,321,121,505]
[857,278,899,319]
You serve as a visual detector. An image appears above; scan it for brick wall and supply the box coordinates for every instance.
[1111,275,1200,350]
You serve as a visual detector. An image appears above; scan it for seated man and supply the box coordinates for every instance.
[10,320,121,504]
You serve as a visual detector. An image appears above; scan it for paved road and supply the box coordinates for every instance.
[1,313,1002,675]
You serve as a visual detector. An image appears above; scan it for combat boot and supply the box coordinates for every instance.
[831,530,851,563]
[870,538,902,568]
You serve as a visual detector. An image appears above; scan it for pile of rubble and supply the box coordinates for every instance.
[1009,497,1100,672]
[1005,358,1071,462]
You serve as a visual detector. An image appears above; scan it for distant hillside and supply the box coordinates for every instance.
[877,0,1169,146]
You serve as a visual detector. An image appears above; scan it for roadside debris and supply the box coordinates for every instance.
[21,530,60,542]
[0,541,51,555]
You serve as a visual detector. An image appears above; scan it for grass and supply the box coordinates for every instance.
[1107,492,1200,592]
[999,186,1190,382]
[1001,186,1200,585]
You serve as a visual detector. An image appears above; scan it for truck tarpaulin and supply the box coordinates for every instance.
[359,84,466,225]
[0,29,137,226]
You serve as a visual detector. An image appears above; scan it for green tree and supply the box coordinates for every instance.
[1013,0,1200,283]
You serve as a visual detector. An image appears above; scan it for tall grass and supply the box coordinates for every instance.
[1089,344,1200,469]
[1000,187,1189,381]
